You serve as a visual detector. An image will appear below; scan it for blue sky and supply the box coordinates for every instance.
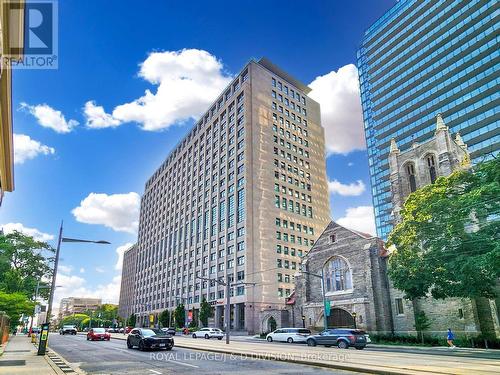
[0,0,396,306]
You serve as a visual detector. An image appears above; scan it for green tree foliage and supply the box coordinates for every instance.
[388,158,500,300]
[159,309,170,328]
[0,231,54,300]
[414,311,431,344]
[60,313,89,329]
[0,291,35,329]
[199,298,211,327]
[174,304,185,328]
[127,313,136,327]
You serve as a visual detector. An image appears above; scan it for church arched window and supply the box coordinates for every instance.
[406,163,417,192]
[324,257,352,293]
[426,154,437,183]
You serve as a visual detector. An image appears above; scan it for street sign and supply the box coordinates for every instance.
[37,323,50,355]
[325,300,331,317]
[187,311,193,322]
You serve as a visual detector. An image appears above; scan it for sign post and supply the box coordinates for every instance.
[37,323,49,356]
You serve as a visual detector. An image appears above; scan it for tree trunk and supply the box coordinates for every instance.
[412,298,423,343]
[474,297,497,340]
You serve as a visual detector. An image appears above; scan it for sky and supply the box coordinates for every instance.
[0,0,397,308]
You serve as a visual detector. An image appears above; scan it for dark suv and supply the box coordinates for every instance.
[306,329,367,349]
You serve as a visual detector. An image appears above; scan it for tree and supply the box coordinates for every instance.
[60,313,89,329]
[414,311,431,344]
[159,309,170,328]
[174,304,185,328]
[0,291,35,329]
[199,298,211,327]
[388,158,500,336]
[0,231,54,300]
[127,313,136,327]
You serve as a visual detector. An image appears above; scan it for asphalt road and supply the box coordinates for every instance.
[48,333,358,375]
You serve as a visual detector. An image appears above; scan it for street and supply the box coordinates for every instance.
[47,333,357,375]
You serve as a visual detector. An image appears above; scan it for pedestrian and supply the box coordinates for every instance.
[447,328,456,348]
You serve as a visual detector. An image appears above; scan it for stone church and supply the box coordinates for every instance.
[287,115,500,338]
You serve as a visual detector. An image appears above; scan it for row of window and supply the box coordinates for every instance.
[276,245,303,257]
[277,258,298,270]
[272,90,307,116]
[275,171,312,191]
[272,77,307,105]
[275,216,315,235]
[276,232,313,247]
[272,122,309,145]
[273,135,310,159]
[274,195,313,218]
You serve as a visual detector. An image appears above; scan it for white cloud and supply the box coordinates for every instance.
[348,162,354,167]
[1,222,54,242]
[336,206,376,236]
[58,265,73,274]
[328,179,366,196]
[72,192,140,233]
[83,101,121,129]
[13,134,55,164]
[79,267,85,273]
[95,267,105,273]
[53,273,122,311]
[85,49,232,131]
[115,242,134,270]
[21,103,78,133]
[309,64,366,154]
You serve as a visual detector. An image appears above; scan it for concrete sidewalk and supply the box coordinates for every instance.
[0,335,63,374]
[99,332,500,374]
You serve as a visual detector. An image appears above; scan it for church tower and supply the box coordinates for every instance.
[388,114,469,224]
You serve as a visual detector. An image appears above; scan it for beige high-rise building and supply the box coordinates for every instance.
[128,58,330,333]
[59,297,102,318]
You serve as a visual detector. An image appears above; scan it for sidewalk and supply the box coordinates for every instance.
[102,332,500,374]
[0,335,62,375]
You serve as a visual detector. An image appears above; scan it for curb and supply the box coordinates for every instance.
[46,346,86,375]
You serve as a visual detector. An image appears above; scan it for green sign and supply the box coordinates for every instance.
[325,300,331,317]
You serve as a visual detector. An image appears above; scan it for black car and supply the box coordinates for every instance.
[127,328,174,351]
[306,329,367,349]
[161,327,176,336]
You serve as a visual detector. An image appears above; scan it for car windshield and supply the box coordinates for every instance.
[142,329,164,337]
[93,328,105,333]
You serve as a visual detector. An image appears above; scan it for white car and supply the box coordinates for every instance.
[266,328,312,343]
[191,328,224,340]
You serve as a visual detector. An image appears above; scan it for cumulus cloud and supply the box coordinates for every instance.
[72,192,140,233]
[336,206,376,236]
[95,267,105,273]
[53,273,122,310]
[328,179,366,196]
[20,103,78,133]
[84,49,233,131]
[83,101,121,129]
[1,222,54,242]
[79,267,85,273]
[58,265,73,274]
[13,134,55,164]
[115,242,134,270]
[309,64,366,154]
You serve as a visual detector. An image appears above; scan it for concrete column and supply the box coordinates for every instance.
[234,303,241,330]
[214,306,222,329]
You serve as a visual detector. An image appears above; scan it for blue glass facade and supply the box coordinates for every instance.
[357,0,500,239]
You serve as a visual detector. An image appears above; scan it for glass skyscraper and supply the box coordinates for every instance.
[357,0,499,239]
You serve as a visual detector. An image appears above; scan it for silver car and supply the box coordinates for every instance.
[191,328,224,340]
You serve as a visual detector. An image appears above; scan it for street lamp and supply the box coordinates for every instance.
[29,282,61,334]
[352,312,357,329]
[39,221,110,355]
[301,270,328,331]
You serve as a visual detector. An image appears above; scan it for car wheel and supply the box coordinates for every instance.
[355,346,365,350]
[86,336,89,341]
[127,339,133,349]
[337,340,348,349]
[165,345,172,351]
[325,345,331,348]
[139,341,145,351]
[287,337,294,344]
[192,334,197,338]
[218,337,222,340]
[204,334,210,339]
[267,336,273,342]
[307,339,316,347]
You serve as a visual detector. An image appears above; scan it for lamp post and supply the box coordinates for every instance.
[302,270,328,331]
[352,312,357,329]
[38,221,110,355]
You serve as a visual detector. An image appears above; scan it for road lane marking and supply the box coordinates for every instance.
[163,359,199,368]
[149,370,162,374]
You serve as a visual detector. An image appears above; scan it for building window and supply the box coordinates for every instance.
[426,154,437,183]
[458,308,464,319]
[329,234,336,243]
[324,257,352,293]
[395,298,404,315]
[406,163,417,193]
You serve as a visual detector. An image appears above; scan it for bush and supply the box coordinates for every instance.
[370,333,500,348]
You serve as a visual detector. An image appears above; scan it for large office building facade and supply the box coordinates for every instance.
[130,58,330,333]
[357,0,499,238]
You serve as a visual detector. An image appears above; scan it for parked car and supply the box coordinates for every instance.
[106,327,118,333]
[127,328,174,351]
[191,328,224,340]
[87,328,111,341]
[306,329,368,349]
[119,327,125,333]
[266,328,311,343]
[124,326,133,334]
[59,325,77,335]
[160,327,176,336]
